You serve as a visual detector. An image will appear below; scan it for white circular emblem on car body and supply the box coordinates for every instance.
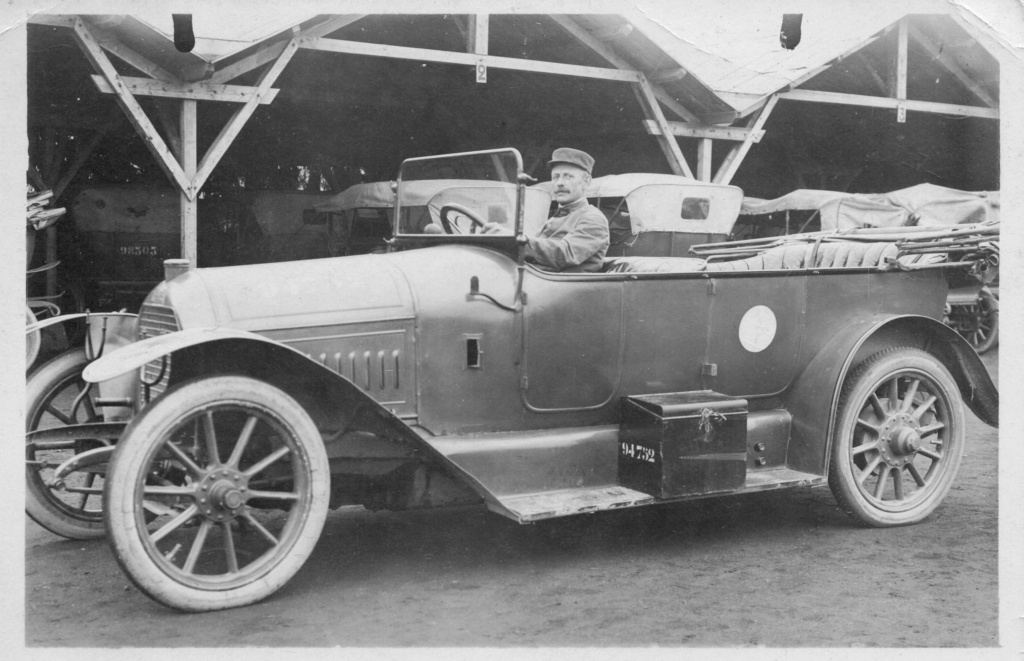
[738,305,777,353]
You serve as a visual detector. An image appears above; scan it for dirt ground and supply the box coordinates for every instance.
[23,351,1000,649]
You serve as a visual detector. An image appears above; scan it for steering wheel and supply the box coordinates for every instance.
[439,203,487,234]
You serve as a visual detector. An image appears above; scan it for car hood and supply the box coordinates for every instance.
[165,253,416,332]
[162,246,516,333]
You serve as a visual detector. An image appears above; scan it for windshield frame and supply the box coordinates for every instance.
[392,148,528,248]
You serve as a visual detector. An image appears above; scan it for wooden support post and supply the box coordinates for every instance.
[896,19,908,123]
[634,74,693,178]
[713,94,778,185]
[180,100,198,266]
[468,15,489,82]
[697,139,713,182]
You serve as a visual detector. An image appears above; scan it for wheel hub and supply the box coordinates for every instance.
[197,468,248,521]
[878,411,922,467]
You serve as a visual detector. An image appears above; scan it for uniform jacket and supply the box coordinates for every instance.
[525,197,609,272]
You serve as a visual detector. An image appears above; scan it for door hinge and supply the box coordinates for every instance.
[707,280,716,295]
[702,363,718,377]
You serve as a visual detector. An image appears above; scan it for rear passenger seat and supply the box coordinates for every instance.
[601,241,942,274]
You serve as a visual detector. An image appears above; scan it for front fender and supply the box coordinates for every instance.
[785,314,998,477]
[83,326,275,382]
[82,327,498,510]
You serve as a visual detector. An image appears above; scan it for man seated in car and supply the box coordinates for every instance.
[484,148,609,273]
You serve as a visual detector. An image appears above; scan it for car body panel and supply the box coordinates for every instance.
[82,150,998,527]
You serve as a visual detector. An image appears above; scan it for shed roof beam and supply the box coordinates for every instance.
[648,68,689,84]
[642,120,756,142]
[548,14,700,123]
[713,94,778,185]
[192,36,301,196]
[52,108,121,200]
[91,75,280,104]
[300,36,642,82]
[71,17,192,195]
[853,52,889,96]
[210,15,365,84]
[908,24,998,108]
[30,14,179,83]
[788,24,897,91]
[778,88,999,119]
[592,23,634,41]
[634,74,694,178]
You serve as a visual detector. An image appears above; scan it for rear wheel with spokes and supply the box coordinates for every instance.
[104,375,330,611]
[26,348,110,539]
[828,348,965,527]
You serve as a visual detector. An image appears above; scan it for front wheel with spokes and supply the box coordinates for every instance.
[828,347,965,527]
[104,375,330,611]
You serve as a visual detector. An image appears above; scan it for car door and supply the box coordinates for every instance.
[703,274,807,397]
[521,273,625,411]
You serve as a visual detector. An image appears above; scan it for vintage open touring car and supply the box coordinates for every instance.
[26,148,998,612]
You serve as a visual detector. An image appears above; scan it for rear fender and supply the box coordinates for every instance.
[83,329,495,507]
[786,314,998,476]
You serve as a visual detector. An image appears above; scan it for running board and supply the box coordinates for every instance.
[494,486,655,523]
[490,468,826,523]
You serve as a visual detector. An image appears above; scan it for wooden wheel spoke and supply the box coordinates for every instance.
[222,521,239,573]
[43,404,73,425]
[892,468,905,500]
[886,378,899,410]
[855,418,881,433]
[857,455,883,485]
[226,416,258,469]
[906,462,926,487]
[182,519,213,574]
[143,485,196,498]
[901,379,920,412]
[164,441,204,476]
[246,489,299,501]
[868,393,888,420]
[240,509,280,546]
[203,411,220,466]
[872,465,890,499]
[150,504,199,544]
[918,421,945,437]
[79,392,99,422]
[243,445,291,479]
[73,473,97,511]
[852,441,879,456]
[917,446,942,461]
[911,395,937,421]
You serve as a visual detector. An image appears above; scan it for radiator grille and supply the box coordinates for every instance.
[138,303,179,402]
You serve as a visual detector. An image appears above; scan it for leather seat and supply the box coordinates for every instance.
[601,241,942,274]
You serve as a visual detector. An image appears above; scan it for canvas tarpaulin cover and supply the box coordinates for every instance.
[740,183,999,229]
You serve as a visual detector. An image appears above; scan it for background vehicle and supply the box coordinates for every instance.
[735,183,1000,353]
[39,148,997,613]
[65,187,333,311]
